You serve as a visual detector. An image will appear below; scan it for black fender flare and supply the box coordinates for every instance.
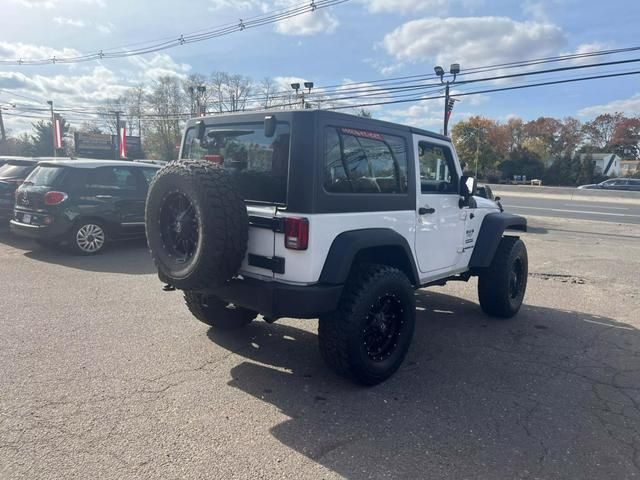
[469,212,527,268]
[319,228,420,286]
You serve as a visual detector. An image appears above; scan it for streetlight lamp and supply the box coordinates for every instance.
[291,82,313,109]
[434,63,460,136]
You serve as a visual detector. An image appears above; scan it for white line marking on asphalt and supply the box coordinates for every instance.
[565,204,630,210]
[504,205,640,218]
[582,318,634,330]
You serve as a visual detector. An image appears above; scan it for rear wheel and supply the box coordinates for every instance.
[478,236,528,318]
[145,161,249,290]
[184,291,257,330]
[318,264,415,385]
[69,221,107,255]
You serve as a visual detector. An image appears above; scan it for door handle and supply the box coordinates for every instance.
[419,207,436,215]
[96,195,112,199]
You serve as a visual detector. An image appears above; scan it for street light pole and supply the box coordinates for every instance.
[434,63,460,136]
[47,100,56,157]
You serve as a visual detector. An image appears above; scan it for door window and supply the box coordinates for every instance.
[87,167,138,191]
[323,127,407,194]
[418,142,458,194]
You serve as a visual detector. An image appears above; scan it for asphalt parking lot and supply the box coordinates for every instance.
[1,216,639,480]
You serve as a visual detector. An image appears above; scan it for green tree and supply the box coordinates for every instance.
[30,119,70,156]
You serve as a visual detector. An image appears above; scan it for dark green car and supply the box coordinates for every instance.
[10,159,161,254]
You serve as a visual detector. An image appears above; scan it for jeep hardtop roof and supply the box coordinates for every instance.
[184,109,450,142]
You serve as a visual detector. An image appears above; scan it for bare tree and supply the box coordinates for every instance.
[124,85,146,136]
[145,76,186,160]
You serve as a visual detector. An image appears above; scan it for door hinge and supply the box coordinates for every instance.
[248,215,284,233]
[248,254,285,274]
[459,211,468,220]
[456,247,464,253]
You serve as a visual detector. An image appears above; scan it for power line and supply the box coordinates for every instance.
[329,69,640,110]
[0,0,349,66]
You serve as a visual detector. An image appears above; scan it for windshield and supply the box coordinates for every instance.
[0,164,35,179]
[182,122,290,204]
[24,166,66,186]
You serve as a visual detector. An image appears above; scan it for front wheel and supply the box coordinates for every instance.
[184,291,257,330]
[478,236,528,318]
[318,264,416,385]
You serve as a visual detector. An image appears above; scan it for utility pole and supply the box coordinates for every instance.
[47,100,56,157]
[434,63,461,136]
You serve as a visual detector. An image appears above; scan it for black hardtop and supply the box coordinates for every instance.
[185,109,450,142]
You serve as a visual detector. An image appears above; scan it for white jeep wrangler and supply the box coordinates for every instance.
[145,110,528,385]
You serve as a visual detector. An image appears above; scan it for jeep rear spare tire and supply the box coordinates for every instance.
[145,160,248,290]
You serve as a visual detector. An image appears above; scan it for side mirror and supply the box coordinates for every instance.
[196,120,206,141]
[460,175,477,198]
[459,175,477,208]
[264,115,276,138]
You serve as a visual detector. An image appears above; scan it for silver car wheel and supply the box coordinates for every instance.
[76,224,106,253]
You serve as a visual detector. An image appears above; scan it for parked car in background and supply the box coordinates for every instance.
[133,159,168,166]
[476,183,495,200]
[0,158,40,221]
[577,178,640,191]
[10,159,161,254]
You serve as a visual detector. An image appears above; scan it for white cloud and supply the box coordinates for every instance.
[53,17,86,27]
[127,53,191,81]
[0,41,82,62]
[383,103,443,130]
[563,42,612,65]
[383,17,567,69]
[273,0,338,35]
[10,0,105,7]
[208,0,268,11]
[522,1,548,22]
[96,22,115,34]
[361,0,447,14]
[578,93,640,118]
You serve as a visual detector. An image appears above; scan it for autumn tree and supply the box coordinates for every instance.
[582,112,624,150]
[451,116,502,177]
[610,117,640,159]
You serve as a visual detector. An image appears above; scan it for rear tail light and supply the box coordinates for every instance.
[44,191,68,205]
[284,217,309,250]
[203,154,224,165]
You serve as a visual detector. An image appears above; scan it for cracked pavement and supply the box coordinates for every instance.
[1,215,639,479]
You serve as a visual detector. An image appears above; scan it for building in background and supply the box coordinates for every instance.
[579,153,622,177]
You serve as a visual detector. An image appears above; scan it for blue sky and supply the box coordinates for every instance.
[1,0,639,134]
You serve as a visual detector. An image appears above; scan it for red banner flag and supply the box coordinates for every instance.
[119,121,127,159]
[54,114,63,149]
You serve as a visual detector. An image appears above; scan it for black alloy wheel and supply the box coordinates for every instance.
[159,191,199,264]
[363,294,405,362]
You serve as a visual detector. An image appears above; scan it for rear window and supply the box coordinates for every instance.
[0,163,35,178]
[24,166,66,186]
[182,122,290,204]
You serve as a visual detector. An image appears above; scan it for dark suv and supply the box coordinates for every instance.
[0,158,40,221]
[10,160,160,254]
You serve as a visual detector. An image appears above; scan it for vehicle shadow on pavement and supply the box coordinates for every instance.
[0,228,156,275]
[208,290,640,479]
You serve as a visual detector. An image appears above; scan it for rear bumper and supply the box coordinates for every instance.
[209,276,343,319]
[9,218,68,240]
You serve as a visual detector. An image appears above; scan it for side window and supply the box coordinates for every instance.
[419,142,458,194]
[87,167,137,191]
[323,127,407,194]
